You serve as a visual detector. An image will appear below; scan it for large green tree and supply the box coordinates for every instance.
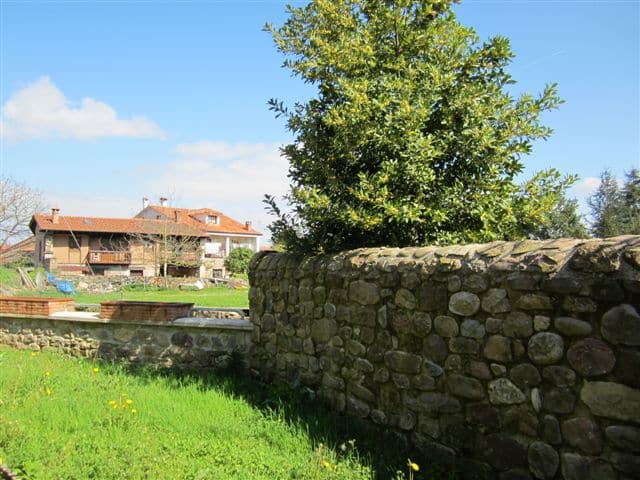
[265,0,563,253]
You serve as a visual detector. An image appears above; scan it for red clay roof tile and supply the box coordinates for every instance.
[138,205,262,235]
[31,215,207,237]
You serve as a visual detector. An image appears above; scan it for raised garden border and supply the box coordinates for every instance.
[0,297,75,316]
[99,300,193,322]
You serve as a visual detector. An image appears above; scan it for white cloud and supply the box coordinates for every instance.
[1,77,165,141]
[573,177,601,197]
[146,141,291,242]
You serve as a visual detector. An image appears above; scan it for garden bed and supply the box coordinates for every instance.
[99,300,193,322]
[0,296,75,316]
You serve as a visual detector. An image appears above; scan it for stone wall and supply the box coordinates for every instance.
[58,275,208,293]
[248,237,640,480]
[0,313,252,370]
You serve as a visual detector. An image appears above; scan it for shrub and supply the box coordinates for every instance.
[224,248,254,276]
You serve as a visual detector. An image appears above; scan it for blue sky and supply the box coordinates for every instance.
[1,0,638,241]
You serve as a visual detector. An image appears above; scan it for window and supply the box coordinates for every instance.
[68,236,80,249]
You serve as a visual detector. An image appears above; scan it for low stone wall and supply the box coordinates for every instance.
[57,275,209,293]
[0,313,252,370]
[248,237,640,480]
[190,307,249,320]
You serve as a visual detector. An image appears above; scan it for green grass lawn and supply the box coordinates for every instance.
[0,267,21,290]
[0,266,249,307]
[0,347,452,480]
[18,285,249,308]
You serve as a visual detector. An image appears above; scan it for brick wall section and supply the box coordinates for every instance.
[0,314,252,370]
[0,297,75,316]
[248,237,640,480]
[99,301,193,322]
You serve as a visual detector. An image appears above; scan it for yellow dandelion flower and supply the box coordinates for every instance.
[322,460,330,469]
[131,408,137,414]
[112,404,119,410]
[408,460,419,472]
[45,387,52,396]
[44,371,51,377]
[108,399,117,405]
[92,367,100,374]
[31,352,37,357]
[125,399,133,405]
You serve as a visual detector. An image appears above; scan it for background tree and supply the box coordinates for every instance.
[0,176,46,250]
[265,0,563,253]
[620,168,640,234]
[224,247,254,277]
[128,225,202,285]
[513,169,588,239]
[588,170,624,237]
[588,168,640,237]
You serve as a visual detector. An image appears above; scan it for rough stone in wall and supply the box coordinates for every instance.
[248,236,640,480]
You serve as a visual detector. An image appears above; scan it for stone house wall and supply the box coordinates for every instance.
[248,237,640,480]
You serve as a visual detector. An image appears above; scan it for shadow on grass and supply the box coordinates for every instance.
[116,362,461,480]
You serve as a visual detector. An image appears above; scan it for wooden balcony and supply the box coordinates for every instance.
[172,251,200,264]
[88,250,132,265]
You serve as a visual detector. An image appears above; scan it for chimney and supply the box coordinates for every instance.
[142,197,149,209]
[175,211,181,223]
[51,208,60,224]
[160,196,168,207]
[245,221,252,231]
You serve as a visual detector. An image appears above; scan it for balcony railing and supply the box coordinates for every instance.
[172,251,200,264]
[88,250,132,264]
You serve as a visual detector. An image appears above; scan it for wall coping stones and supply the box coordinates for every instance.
[251,237,640,281]
[1,312,253,331]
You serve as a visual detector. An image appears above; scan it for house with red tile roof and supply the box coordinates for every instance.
[29,198,262,278]
[0,236,36,265]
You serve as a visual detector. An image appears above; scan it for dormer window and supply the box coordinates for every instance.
[206,215,219,225]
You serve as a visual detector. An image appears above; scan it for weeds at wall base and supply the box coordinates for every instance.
[0,346,460,479]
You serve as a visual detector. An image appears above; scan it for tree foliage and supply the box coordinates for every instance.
[128,227,201,283]
[265,0,563,253]
[589,168,640,237]
[514,169,587,239]
[620,168,640,234]
[0,176,46,250]
[224,247,254,276]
